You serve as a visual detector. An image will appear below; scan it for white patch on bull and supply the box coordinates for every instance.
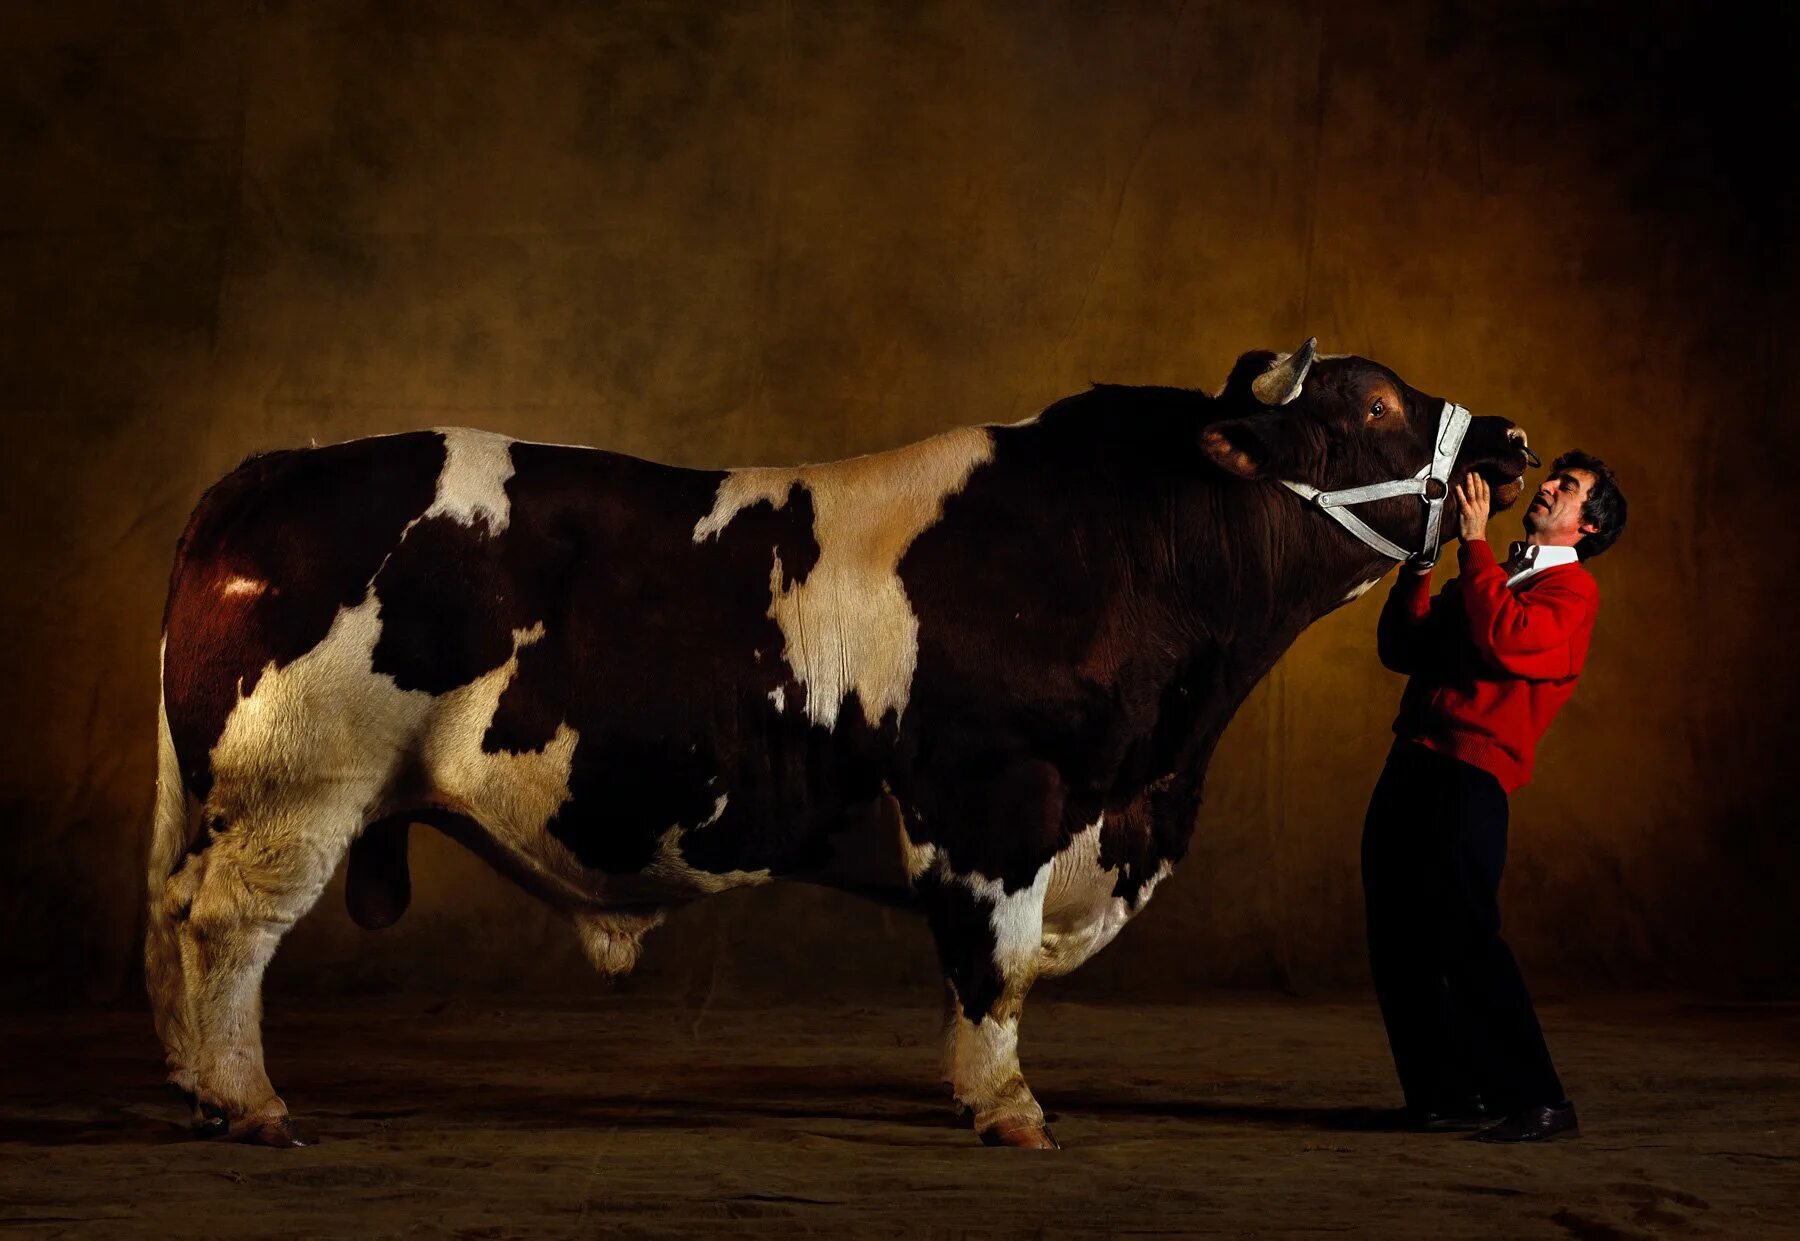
[952,861,1052,983]
[1339,573,1385,605]
[1038,817,1171,978]
[204,594,431,924]
[211,595,424,813]
[219,576,267,600]
[692,427,996,730]
[690,475,794,543]
[208,601,595,907]
[647,794,772,895]
[901,835,936,883]
[885,789,937,883]
[420,427,515,535]
[419,623,585,878]
[768,685,785,712]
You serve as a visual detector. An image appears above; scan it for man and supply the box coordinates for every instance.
[1365,451,1627,1142]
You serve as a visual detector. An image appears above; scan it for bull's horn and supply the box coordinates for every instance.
[1251,337,1317,405]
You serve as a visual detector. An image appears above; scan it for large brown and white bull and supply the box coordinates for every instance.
[148,340,1532,1147]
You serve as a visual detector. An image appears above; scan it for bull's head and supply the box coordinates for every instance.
[1200,338,1536,557]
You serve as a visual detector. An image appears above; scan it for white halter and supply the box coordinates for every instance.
[1279,401,1472,568]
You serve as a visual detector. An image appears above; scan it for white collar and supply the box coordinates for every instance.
[1504,540,1580,586]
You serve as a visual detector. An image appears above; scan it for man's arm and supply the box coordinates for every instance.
[1375,562,1438,675]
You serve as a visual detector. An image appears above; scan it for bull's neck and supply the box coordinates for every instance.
[998,393,1394,719]
[975,400,1395,816]
[1115,483,1390,818]
[1156,470,1388,646]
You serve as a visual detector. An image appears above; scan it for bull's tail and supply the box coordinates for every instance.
[145,639,197,1080]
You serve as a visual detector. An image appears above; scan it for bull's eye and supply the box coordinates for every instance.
[1369,398,1385,419]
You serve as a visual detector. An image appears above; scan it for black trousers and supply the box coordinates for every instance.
[1362,741,1564,1114]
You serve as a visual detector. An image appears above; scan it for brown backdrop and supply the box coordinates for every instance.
[3,0,1794,1005]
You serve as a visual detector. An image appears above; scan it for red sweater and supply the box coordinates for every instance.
[1377,539,1599,792]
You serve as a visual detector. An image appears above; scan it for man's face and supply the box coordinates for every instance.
[1523,466,1599,545]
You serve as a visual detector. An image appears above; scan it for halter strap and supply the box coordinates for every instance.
[1278,401,1472,567]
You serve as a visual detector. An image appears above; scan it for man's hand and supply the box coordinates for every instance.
[1455,473,1490,544]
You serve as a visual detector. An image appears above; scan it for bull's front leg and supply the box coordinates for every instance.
[919,860,1057,1149]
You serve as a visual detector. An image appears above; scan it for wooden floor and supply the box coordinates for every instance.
[2,991,1796,1238]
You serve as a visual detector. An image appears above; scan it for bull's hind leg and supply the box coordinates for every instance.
[921,864,1056,1149]
[163,788,362,1145]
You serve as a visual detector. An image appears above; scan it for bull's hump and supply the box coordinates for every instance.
[691,426,997,732]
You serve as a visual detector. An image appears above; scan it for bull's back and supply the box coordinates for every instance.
[158,426,964,894]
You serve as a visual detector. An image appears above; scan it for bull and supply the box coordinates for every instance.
[147,340,1533,1147]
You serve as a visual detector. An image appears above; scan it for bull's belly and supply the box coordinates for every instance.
[424,773,777,911]
[211,622,1166,945]
[422,742,1169,987]
[423,742,906,911]
[380,658,1167,954]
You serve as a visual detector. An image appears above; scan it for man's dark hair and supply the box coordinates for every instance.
[1551,450,1626,560]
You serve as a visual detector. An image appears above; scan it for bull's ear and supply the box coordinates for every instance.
[1201,415,1289,480]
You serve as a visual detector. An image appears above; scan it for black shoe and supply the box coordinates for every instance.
[1339,1100,1485,1132]
[1418,1104,1489,1132]
[1473,1101,1578,1143]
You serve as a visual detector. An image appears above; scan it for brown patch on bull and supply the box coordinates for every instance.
[371,514,519,694]
[1098,797,1153,872]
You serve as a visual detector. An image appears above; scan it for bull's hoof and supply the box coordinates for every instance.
[191,1094,312,1147]
[238,1115,315,1148]
[230,1096,312,1147]
[978,1119,1061,1149]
